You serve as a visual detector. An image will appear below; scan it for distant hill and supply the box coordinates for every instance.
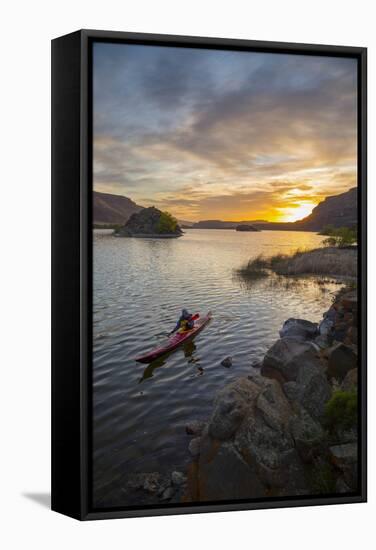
[94,187,357,232]
[93,191,193,227]
[191,219,268,229]
[93,191,142,225]
[178,219,194,227]
[191,188,357,232]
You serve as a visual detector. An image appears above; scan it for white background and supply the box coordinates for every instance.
[1,0,374,548]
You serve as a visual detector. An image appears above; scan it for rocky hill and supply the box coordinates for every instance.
[295,187,357,231]
[93,191,142,225]
[115,207,183,238]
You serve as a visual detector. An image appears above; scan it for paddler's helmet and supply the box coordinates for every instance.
[182,309,190,319]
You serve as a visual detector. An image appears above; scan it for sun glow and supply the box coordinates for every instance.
[276,201,317,223]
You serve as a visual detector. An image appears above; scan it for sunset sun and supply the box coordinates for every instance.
[277,201,317,223]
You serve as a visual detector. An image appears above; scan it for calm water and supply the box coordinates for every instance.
[93,229,341,504]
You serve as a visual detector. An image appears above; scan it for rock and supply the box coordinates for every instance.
[341,292,358,315]
[279,318,318,340]
[295,362,332,420]
[336,476,352,493]
[199,373,311,497]
[314,334,330,349]
[234,407,307,495]
[262,338,323,384]
[327,343,357,381]
[171,471,187,486]
[329,443,358,490]
[341,368,358,391]
[161,486,175,501]
[188,437,201,458]
[221,356,233,368]
[208,377,260,440]
[129,473,160,493]
[224,378,308,495]
[330,443,357,466]
[198,441,265,500]
[318,317,334,337]
[255,378,292,432]
[290,408,325,462]
[283,381,299,402]
[345,325,358,346]
[336,426,358,444]
[324,306,337,322]
[143,478,158,493]
[332,323,348,343]
[185,420,206,436]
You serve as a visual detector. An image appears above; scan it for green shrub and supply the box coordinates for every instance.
[324,390,358,432]
[157,211,178,233]
[322,227,357,248]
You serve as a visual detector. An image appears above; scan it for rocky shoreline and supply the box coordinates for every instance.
[183,287,358,501]
[97,287,358,507]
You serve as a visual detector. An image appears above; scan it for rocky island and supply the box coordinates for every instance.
[114,206,183,238]
[235,224,260,232]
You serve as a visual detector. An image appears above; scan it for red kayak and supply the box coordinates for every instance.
[135,312,212,363]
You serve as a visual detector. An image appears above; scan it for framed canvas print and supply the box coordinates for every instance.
[51,29,367,520]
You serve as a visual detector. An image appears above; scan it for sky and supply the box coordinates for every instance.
[93,43,357,222]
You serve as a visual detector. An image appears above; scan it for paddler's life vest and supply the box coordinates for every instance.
[178,318,193,333]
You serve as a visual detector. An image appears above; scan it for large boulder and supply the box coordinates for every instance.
[327,343,358,381]
[279,318,318,340]
[199,375,310,497]
[208,377,260,440]
[198,440,265,500]
[234,409,307,495]
[290,407,325,462]
[262,338,322,384]
[295,362,332,419]
[255,378,292,432]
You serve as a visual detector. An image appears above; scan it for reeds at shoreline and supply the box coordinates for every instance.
[237,246,357,280]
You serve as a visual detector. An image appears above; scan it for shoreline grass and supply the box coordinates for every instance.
[237,246,357,280]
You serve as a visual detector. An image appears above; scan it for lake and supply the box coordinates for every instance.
[93,228,342,505]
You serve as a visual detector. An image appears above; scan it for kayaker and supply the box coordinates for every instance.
[170,309,195,334]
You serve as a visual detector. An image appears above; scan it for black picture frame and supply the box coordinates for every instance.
[51,29,367,520]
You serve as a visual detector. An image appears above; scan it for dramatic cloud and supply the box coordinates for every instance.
[93,43,357,221]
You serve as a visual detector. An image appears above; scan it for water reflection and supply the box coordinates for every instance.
[93,229,345,506]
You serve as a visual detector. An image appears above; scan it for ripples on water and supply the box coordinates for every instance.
[93,229,343,504]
